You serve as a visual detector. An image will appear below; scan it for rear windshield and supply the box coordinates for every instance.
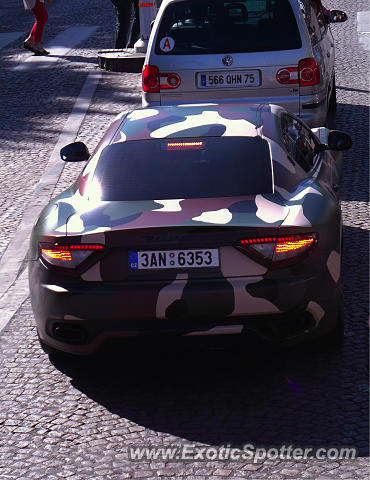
[155,0,302,55]
[91,137,273,201]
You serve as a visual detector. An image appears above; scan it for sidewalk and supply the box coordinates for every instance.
[0,0,138,262]
[0,0,141,332]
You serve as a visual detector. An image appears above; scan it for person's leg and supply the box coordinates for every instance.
[25,1,48,51]
[25,5,38,44]
[127,0,140,48]
[28,22,37,43]
[111,0,132,48]
[32,1,48,48]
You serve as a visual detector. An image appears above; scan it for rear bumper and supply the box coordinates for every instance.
[30,267,340,354]
[299,92,327,127]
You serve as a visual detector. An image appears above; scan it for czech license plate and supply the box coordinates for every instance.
[129,249,219,270]
[197,70,260,88]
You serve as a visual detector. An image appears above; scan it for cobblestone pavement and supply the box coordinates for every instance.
[0,0,120,259]
[0,0,369,479]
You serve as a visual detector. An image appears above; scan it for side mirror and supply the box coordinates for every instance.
[329,10,347,23]
[327,130,353,151]
[60,142,90,162]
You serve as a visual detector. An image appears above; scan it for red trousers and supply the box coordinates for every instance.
[29,1,48,42]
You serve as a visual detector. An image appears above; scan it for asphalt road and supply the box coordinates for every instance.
[0,1,369,479]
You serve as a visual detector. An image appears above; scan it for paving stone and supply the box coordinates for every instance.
[280,469,302,477]
[213,469,232,476]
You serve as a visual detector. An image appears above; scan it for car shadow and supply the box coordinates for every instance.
[51,224,369,457]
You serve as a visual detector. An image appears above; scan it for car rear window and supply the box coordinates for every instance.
[155,0,302,55]
[91,137,273,201]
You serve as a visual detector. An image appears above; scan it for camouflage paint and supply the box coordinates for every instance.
[28,103,343,354]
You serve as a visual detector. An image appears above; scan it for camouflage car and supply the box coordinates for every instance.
[28,103,352,355]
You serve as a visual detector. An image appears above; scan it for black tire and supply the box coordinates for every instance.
[328,76,337,112]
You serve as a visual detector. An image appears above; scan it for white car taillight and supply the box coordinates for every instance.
[276,58,320,87]
[298,57,320,86]
[276,67,299,84]
[40,244,104,269]
[142,66,181,92]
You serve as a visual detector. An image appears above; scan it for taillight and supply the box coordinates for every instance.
[142,65,181,92]
[276,67,298,84]
[142,65,159,93]
[40,244,104,269]
[237,234,317,268]
[276,58,320,87]
[275,236,315,253]
[298,57,320,86]
[160,72,181,89]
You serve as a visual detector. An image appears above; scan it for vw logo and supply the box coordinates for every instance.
[222,55,233,67]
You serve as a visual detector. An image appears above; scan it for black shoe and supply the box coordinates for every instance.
[24,41,38,53]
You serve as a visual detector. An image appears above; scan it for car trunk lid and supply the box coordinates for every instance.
[65,195,289,281]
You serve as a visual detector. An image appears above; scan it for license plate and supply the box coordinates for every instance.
[129,249,219,270]
[197,70,260,89]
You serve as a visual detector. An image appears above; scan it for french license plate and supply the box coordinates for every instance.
[129,249,219,270]
[197,70,260,89]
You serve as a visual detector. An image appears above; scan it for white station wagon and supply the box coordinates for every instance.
[142,0,347,126]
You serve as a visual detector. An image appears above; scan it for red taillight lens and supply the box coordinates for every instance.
[298,57,320,86]
[40,244,104,268]
[237,234,317,267]
[160,72,181,89]
[240,237,277,245]
[276,67,298,84]
[142,65,160,93]
[142,66,181,92]
[276,58,320,87]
